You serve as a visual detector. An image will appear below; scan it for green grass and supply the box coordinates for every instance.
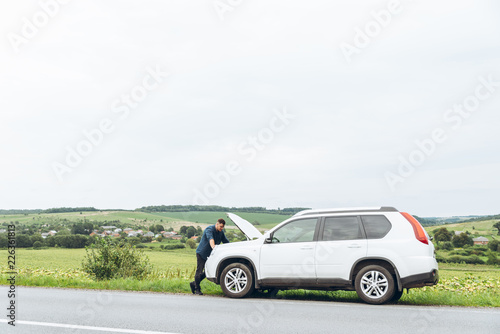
[1,248,499,306]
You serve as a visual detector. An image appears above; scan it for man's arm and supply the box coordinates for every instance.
[222,232,229,244]
[206,227,215,249]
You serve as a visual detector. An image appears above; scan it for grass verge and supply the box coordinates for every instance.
[1,249,498,307]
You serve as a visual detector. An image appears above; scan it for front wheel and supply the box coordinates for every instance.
[220,263,254,298]
[355,265,395,304]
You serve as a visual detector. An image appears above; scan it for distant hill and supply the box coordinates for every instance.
[0,209,42,215]
[136,205,310,215]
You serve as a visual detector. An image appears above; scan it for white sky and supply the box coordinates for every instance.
[1,0,499,217]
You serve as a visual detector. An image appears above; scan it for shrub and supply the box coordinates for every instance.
[82,238,152,280]
[486,251,500,265]
[489,240,499,252]
[33,241,43,249]
[186,239,196,249]
[438,255,485,264]
[163,244,185,250]
[441,242,453,251]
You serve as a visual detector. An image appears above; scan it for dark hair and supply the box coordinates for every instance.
[217,219,226,225]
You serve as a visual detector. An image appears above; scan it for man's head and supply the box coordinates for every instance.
[215,218,226,232]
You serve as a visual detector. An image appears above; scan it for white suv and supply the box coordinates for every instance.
[205,207,438,304]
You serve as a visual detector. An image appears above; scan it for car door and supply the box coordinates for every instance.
[259,218,319,283]
[315,216,367,282]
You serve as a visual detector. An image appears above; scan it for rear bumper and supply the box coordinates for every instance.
[401,269,439,288]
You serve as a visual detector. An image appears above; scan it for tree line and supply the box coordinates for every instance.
[136,205,310,215]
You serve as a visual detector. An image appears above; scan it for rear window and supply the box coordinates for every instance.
[322,216,364,241]
[361,215,392,239]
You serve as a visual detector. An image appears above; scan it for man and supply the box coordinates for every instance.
[190,218,229,295]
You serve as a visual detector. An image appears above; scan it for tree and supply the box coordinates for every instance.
[30,234,44,244]
[488,239,499,252]
[186,226,196,238]
[16,234,33,247]
[0,235,7,248]
[179,226,188,236]
[83,222,94,235]
[33,241,43,249]
[494,222,500,235]
[433,228,452,242]
[452,233,473,248]
[71,223,86,235]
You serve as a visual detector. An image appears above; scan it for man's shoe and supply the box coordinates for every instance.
[194,289,203,296]
[189,281,195,294]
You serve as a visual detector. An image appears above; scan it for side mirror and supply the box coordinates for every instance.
[265,237,273,244]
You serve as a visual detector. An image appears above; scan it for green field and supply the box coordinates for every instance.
[425,219,498,241]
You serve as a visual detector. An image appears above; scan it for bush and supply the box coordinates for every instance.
[440,255,485,265]
[441,242,453,251]
[486,250,500,265]
[186,239,196,249]
[452,233,473,248]
[163,243,185,250]
[33,241,43,249]
[82,238,152,280]
[489,240,499,252]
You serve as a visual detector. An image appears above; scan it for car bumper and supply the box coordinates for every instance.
[401,269,439,288]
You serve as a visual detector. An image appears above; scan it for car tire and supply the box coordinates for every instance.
[355,265,395,305]
[220,263,254,298]
[391,288,404,302]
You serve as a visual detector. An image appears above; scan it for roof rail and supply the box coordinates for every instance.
[293,206,398,217]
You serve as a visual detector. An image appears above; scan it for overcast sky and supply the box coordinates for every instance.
[1,0,499,217]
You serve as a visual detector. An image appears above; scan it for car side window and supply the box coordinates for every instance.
[361,215,392,239]
[272,218,318,243]
[322,216,363,241]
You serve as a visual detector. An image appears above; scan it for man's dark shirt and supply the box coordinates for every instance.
[196,225,229,260]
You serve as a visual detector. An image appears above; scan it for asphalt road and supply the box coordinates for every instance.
[1,286,499,334]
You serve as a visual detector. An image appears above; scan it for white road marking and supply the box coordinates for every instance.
[0,319,181,333]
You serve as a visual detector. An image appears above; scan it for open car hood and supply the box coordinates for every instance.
[226,213,262,240]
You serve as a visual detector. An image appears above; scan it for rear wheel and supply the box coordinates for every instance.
[220,263,254,298]
[391,288,404,302]
[355,265,395,304]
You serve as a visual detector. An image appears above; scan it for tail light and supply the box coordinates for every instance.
[401,212,428,245]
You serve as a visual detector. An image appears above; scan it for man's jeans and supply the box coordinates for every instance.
[194,253,207,290]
